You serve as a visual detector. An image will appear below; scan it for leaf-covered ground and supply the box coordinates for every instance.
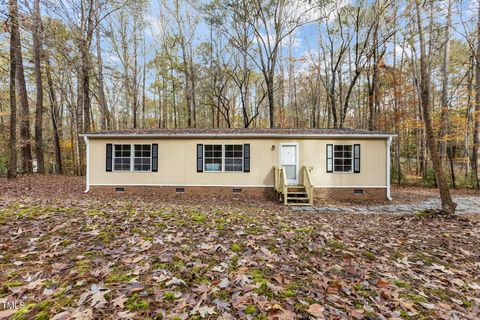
[0,176,479,319]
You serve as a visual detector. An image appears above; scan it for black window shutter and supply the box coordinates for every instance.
[106,144,113,172]
[326,144,333,173]
[196,144,203,172]
[243,144,250,172]
[354,144,360,173]
[152,144,158,172]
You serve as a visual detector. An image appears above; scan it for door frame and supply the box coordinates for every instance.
[279,142,299,185]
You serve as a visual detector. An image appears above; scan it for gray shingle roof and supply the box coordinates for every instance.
[82,128,394,138]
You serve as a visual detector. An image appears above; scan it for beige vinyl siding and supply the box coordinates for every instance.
[88,138,387,187]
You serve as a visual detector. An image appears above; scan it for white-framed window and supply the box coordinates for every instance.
[333,145,353,173]
[225,144,243,172]
[113,144,152,172]
[204,144,223,172]
[113,144,131,171]
[203,144,244,172]
[134,144,152,171]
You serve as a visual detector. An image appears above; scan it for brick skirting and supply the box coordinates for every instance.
[90,185,277,200]
[89,185,386,202]
[314,187,387,201]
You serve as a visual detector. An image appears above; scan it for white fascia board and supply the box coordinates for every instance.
[79,133,397,139]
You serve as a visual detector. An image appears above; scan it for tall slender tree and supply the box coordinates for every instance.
[33,0,45,174]
[8,0,18,179]
[415,0,456,214]
[10,0,33,173]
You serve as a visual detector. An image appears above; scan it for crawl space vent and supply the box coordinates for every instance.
[115,187,125,192]
[353,189,364,195]
[232,188,243,193]
[175,187,185,193]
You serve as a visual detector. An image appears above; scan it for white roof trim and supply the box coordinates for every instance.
[80,133,396,139]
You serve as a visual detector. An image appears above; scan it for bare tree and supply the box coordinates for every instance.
[415,0,456,214]
[10,0,33,173]
[8,0,18,179]
[33,0,45,173]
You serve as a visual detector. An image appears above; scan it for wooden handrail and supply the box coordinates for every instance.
[273,165,288,204]
[302,166,314,205]
[281,168,288,205]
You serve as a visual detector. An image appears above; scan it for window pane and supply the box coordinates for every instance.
[284,165,296,180]
[333,144,353,173]
[225,145,233,151]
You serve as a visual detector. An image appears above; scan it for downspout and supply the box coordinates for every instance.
[386,136,392,200]
[84,136,90,193]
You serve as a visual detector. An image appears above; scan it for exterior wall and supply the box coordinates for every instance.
[87,137,387,188]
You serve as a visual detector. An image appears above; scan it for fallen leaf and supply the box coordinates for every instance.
[307,304,324,318]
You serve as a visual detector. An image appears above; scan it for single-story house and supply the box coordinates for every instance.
[80,128,395,205]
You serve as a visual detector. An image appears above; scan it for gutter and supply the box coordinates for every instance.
[79,133,397,139]
[84,136,90,193]
[386,136,392,201]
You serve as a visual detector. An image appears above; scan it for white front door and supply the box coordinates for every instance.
[280,143,299,185]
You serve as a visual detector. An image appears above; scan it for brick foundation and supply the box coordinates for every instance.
[90,185,276,200]
[89,185,386,202]
[314,187,387,201]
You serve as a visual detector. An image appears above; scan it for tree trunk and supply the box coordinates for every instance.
[267,74,275,128]
[33,0,45,174]
[81,46,91,133]
[132,17,139,129]
[439,0,452,164]
[95,3,108,131]
[415,1,456,214]
[8,0,18,179]
[45,57,63,174]
[11,0,33,173]
[474,3,480,189]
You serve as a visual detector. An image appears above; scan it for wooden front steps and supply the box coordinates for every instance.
[285,186,310,206]
[274,166,314,206]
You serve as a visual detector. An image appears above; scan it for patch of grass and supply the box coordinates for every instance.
[245,305,257,315]
[106,270,135,283]
[3,280,24,289]
[231,243,242,253]
[97,231,115,244]
[399,309,414,320]
[280,288,296,298]
[352,283,363,291]
[412,252,441,266]
[190,211,206,223]
[400,292,428,303]
[362,250,376,260]
[424,288,451,301]
[294,226,313,233]
[250,269,267,284]
[415,209,437,218]
[11,303,36,320]
[393,279,410,288]
[84,209,107,218]
[390,250,404,261]
[75,259,91,275]
[463,300,474,308]
[126,294,149,311]
[228,255,239,272]
[34,311,50,320]
[327,239,345,250]
[163,291,177,302]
